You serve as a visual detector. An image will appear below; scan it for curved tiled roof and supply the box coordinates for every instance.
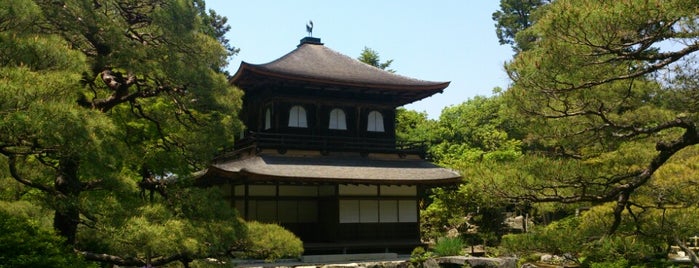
[231,41,450,93]
[199,154,461,186]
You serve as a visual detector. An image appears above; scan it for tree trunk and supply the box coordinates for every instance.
[608,191,629,235]
[54,157,81,245]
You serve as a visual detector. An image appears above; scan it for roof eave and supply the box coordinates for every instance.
[233,63,450,92]
[229,61,253,86]
[196,164,461,187]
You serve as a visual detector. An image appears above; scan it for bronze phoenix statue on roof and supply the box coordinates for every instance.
[306,20,313,36]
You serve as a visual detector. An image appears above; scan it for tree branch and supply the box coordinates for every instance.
[546,40,699,94]
[5,155,58,195]
[674,237,699,266]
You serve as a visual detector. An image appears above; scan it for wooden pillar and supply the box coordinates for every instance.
[244,183,250,220]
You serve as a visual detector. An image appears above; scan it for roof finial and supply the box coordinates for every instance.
[306,20,314,37]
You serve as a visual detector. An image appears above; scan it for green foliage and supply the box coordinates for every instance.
[236,221,304,261]
[495,1,699,265]
[492,0,550,52]
[419,94,521,243]
[505,0,699,157]
[0,0,245,266]
[409,247,434,267]
[395,108,437,145]
[417,0,699,265]
[582,236,655,266]
[430,95,523,168]
[77,186,245,263]
[589,259,629,268]
[500,204,684,266]
[501,216,584,258]
[420,187,471,240]
[0,210,95,268]
[516,253,542,267]
[357,46,395,72]
[421,185,509,245]
[0,200,54,230]
[432,237,464,256]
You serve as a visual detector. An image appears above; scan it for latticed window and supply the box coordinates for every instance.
[288,105,308,128]
[367,110,384,132]
[329,108,347,130]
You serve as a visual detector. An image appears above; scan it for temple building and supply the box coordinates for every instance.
[196,36,460,253]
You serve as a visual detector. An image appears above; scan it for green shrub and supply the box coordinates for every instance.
[500,216,583,257]
[409,246,434,267]
[237,221,303,261]
[581,235,655,267]
[516,253,542,267]
[502,214,661,266]
[589,259,628,268]
[0,210,95,268]
[433,237,464,256]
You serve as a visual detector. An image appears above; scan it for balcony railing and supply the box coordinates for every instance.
[228,132,426,156]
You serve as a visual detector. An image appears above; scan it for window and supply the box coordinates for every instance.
[288,105,307,128]
[367,110,384,132]
[264,108,271,130]
[339,199,417,223]
[328,108,347,130]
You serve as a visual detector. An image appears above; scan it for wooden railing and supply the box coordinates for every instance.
[228,132,426,156]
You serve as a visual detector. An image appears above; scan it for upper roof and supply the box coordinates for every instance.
[230,37,450,105]
[197,153,461,186]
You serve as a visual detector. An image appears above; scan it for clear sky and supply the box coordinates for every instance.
[206,0,514,119]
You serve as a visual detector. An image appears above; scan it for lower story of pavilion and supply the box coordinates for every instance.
[219,183,425,253]
[198,151,461,253]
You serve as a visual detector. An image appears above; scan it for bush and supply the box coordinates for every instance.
[0,210,95,268]
[237,221,303,261]
[501,213,661,266]
[589,259,628,268]
[500,216,583,257]
[433,237,464,256]
[409,246,434,267]
[581,235,655,267]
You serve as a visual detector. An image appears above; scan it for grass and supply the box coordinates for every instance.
[433,237,465,256]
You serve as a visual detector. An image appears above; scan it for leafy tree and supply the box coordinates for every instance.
[492,0,551,53]
[1,0,245,266]
[431,94,523,168]
[395,108,438,157]
[195,0,240,75]
[487,0,699,264]
[420,94,523,242]
[357,46,395,73]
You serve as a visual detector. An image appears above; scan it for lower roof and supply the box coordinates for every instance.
[196,154,461,186]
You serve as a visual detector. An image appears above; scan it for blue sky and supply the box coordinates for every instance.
[206,1,514,119]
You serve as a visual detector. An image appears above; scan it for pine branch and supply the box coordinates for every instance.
[5,155,58,195]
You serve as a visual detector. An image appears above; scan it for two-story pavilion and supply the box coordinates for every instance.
[196,37,460,254]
